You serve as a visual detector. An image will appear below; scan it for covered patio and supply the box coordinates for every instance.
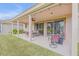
[15,33,70,55]
[8,3,79,56]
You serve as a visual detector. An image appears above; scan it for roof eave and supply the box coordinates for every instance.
[10,3,54,22]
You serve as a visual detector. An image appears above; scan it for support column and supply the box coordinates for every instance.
[44,22,47,39]
[23,23,26,31]
[32,23,35,31]
[17,20,19,34]
[28,15,32,40]
[0,23,2,33]
[11,22,13,35]
[72,3,79,56]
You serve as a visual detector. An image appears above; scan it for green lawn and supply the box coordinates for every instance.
[0,34,61,56]
[78,43,79,56]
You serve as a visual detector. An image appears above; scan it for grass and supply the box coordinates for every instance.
[0,34,61,56]
[78,43,79,56]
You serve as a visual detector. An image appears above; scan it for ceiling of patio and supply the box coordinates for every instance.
[12,3,72,24]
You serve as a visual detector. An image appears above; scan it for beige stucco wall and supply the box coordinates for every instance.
[0,23,23,34]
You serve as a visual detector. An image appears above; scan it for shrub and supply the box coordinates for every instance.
[12,29,24,34]
[13,29,17,34]
[19,29,24,34]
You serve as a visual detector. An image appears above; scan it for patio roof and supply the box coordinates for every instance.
[9,3,72,24]
[9,3,53,22]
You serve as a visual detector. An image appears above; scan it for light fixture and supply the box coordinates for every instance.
[50,12,53,15]
[48,8,53,15]
[32,18,35,21]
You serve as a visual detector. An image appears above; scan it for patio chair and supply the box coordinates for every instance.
[48,34,60,48]
[32,30,40,38]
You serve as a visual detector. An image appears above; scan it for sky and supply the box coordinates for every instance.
[0,3,36,20]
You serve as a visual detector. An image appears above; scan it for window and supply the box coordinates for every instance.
[47,22,52,34]
[47,20,64,34]
[25,24,27,28]
[35,23,44,35]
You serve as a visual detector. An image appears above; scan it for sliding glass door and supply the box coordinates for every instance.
[47,20,65,44]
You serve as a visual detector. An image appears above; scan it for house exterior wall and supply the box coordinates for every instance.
[0,23,23,34]
[2,24,11,34]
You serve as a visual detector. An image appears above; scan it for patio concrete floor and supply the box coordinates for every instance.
[15,34,71,56]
